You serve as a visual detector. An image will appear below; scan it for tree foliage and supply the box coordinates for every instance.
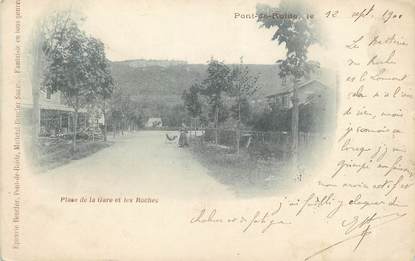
[257,0,322,161]
[182,84,202,118]
[197,58,233,138]
[42,12,114,110]
[199,59,232,106]
[228,60,259,123]
[230,97,251,125]
[109,87,145,131]
[41,11,114,149]
[256,0,320,80]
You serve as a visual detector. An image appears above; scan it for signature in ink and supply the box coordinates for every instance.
[304,212,407,260]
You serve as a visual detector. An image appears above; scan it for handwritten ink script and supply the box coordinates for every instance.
[189,4,414,260]
[316,4,414,258]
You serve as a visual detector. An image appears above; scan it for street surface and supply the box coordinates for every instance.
[19,131,237,259]
[36,130,233,199]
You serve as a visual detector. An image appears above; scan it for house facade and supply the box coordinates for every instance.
[145,117,163,128]
[22,89,89,137]
[266,80,332,110]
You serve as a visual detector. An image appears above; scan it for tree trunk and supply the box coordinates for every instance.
[103,100,107,142]
[291,78,300,166]
[236,98,241,155]
[72,109,78,153]
[31,26,42,158]
[192,118,196,137]
[92,122,95,142]
[215,104,219,145]
[121,120,124,136]
[113,122,116,138]
[59,113,63,130]
[32,85,40,140]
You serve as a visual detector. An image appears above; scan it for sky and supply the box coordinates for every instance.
[42,0,334,66]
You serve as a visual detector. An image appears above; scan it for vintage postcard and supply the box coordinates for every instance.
[1,0,414,260]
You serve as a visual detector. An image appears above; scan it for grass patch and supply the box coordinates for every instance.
[189,138,292,197]
[36,139,111,172]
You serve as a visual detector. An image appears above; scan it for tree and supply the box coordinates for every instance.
[182,84,202,134]
[110,88,131,135]
[97,68,114,141]
[30,11,72,157]
[162,104,187,128]
[109,87,148,133]
[128,102,146,130]
[42,13,113,151]
[198,58,232,144]
[29,22,44,158]
[228,58,259,154]
[257,0,320,164]
[88,41,114,141]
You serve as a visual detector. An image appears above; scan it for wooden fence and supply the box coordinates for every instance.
[198,128,320,156]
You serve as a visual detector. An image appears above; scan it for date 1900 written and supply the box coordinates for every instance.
[325,5,403,24]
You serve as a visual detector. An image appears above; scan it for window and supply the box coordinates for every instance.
[282,95,289,108]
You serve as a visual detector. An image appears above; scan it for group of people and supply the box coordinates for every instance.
[178,128,189,147]
[165,124,190,147]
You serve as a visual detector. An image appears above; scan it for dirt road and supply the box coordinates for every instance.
[36,130,233,199]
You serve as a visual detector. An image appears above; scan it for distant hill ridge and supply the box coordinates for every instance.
[122,59,188,68]
[110,59,336,106]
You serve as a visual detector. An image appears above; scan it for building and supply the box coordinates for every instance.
[264,79,337,133]
[145,117,163,128]
[266,79,333,110]
[22,89,89,137]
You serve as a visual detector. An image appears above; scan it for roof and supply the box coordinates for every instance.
[146,117,163,127]
[266,79,328,98]
[21,101,87,113]
[147,117,162,122]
